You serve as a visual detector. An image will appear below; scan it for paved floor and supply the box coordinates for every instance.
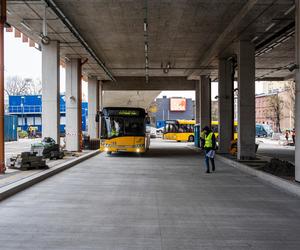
[2,138,89,188]
[5,138,40,160]
[5,138,65,160]
[0,139,300,249]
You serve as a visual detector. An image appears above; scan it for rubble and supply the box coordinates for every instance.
[7,152,48,170]
[262,158,295,177]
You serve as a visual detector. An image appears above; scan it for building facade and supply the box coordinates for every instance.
[255,91,294,132]
[151,96,195,128]
[7,95,88,135]
[261,81,287,94]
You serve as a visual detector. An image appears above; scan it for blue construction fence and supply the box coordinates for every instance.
[4,115,18,142]
[7,95,88,135]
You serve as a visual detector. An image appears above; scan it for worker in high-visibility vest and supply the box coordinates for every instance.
[200,128,206,149]
[110,122,118,137]
[203,126,216,173]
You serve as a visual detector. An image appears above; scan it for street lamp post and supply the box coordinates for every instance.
[21,96,25,130]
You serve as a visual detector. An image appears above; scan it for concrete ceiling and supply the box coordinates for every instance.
[6,0,296,82]
[102,91,160,110]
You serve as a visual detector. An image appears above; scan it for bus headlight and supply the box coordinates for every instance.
[136,148,140,153]
[104,147,109,152]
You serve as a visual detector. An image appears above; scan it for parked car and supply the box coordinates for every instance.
[156,127,164,134]
[146,126,157,138]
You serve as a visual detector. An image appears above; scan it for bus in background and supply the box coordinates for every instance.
[99,107,150,154]
[163,120,239,142]
[211,121,238,140]
[163,120,195,142]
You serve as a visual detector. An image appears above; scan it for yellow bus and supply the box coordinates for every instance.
[163,120,195,142]
[211,121,238,140]
[163,120,238,142]
[99,107,150,154]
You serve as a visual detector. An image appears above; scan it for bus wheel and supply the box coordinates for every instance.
[107,151,112,155]
[188,135,194,142]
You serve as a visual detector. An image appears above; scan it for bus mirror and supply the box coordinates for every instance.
[95,114,99,122]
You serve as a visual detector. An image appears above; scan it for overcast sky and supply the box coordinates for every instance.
[5,30,41,79]
[5,30,263,101]
[5,30,68,93]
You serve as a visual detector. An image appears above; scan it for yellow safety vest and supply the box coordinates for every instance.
[204,132,213,148]
[111,128,117,136]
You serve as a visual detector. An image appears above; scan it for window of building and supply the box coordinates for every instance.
[60,116,66,125]
[27,117,34,126]
[34,117,42,125]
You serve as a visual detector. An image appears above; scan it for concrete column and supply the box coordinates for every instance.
[88,76,99,139]
[99,80,103,111]
[196,75,211,129]
[295,0,300,182]
[65,58,82,151]
[237,41,256,160]
[42,41,60,144]
[195,83,200,124]
[99,81,103,138]
[218,58,234,154]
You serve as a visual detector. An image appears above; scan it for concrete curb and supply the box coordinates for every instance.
[216,154,300,198]
[0,150,100,202]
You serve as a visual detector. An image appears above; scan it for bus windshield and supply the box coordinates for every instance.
[102,116,145,138]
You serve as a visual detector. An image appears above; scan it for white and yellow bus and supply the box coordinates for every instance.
[163,120,195,142]
[99,107,150,154]
[163,120,238,142]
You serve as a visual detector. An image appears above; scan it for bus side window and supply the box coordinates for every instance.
[171,124,176,133]
[186,124,190,132]
[178,125,183,133]
[165,124,169,133]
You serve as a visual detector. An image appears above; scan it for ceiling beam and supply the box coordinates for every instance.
[187,0,258,79]
[103,77,197,91]
[44,0,115,82]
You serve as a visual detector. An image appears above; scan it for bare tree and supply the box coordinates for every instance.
[211,100,218,121]
[268,93,284,133]
[28,78,42,95]
[285,81,296,126]
[5,76,42,96]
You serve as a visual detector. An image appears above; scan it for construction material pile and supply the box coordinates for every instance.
[7,152,48,170]
[31,137,64,159]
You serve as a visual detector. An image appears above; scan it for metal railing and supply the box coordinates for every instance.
[8,105,67,113]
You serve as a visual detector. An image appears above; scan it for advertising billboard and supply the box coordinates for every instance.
[170,98,186,111]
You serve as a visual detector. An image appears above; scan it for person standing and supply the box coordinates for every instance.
[285,130,290,143]
[203,126,216,173]
[292,128,296,145]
